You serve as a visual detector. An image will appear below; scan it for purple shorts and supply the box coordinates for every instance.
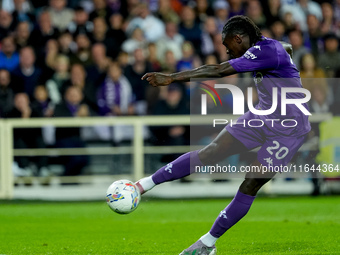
[225,112,308,167]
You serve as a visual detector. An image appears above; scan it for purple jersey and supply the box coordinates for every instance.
[229,37,311,137]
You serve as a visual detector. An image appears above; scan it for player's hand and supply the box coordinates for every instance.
[141,72,173,87]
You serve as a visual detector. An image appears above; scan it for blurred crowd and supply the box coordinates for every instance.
[1,0,340,177]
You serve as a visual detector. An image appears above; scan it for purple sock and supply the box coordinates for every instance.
[210,190,256,238]
[152,150,202,185]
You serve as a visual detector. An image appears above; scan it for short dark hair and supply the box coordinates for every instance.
[222,15,262,46]
[323,33,338,41]
[74,6,85,12]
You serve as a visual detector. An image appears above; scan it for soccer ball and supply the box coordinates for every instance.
[106,179,141,214]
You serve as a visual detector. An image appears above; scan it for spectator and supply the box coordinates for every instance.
[261,28,273,38]
[11,0,35,28]
[53,86,91,176]
[125,0,141,15]
[31,85,54,117]
[161,50,177,73]
[47,0,74,32]
[89,0,113,25]
[147,43,161,72]
[8,93,49,177]
[97,61,135,143]
[0,69,15,118]
[246,0,266,29]
[299,53,331,109]
[108,13,126,59]
[335,0,340,31]
[14,21,31,50]
[213,0,229,33]
[288,29,309,70]
[117,51,129,69]
[304,14,322,58]
[1,0,14,13]
[122,27,148,54]
[57,31,74,56]
[46,54,70,104]
[64,63,98,113]
[155,0,180,24]
[32,93,56,154]
[124,48,153,115]
[0,10,14,40]
[8,93,33,118]
[90,16,106,44]
[38,44,56,82]
[201,17,219,57]
[30,11,59,53]
[68,6,93,36]
[178,6,202,53]
[320,2,337,36]
[107,0,128,18]
[300,53,326,80]
[157,22,184,61]
[45,39,60,70]
[126,3,165,42]
[318,33,340,78]
[90,17,116,59]
[195,0,214,22]
[309,83,330,113]
[281,0,322,32]
[86,43,111,88]
[97,61,134,117]
[0,36,20,72]
[228,0,245,17]
[204,54,219,65]
[270,20,288,41]
[176,41,201,72]
[296,0,322,21]
[281,9,296,31]
[69,33,93,67]
[262,0,281,27]
[12,46,42,100]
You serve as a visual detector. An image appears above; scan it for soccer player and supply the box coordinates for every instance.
[136,16,311,255]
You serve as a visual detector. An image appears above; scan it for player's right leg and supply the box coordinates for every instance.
[136,128,247,194]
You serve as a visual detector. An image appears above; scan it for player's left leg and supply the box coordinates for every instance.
[180,160,275,255]
[136,128,247,194]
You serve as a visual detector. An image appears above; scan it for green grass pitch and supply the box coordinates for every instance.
[1,196,340,255]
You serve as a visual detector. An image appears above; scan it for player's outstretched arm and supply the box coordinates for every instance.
[141,61,237,87]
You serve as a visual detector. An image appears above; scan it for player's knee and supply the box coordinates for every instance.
[240,178,267,196]
[198,142,222,165]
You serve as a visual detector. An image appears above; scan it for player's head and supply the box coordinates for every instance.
[222,15,262,58]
